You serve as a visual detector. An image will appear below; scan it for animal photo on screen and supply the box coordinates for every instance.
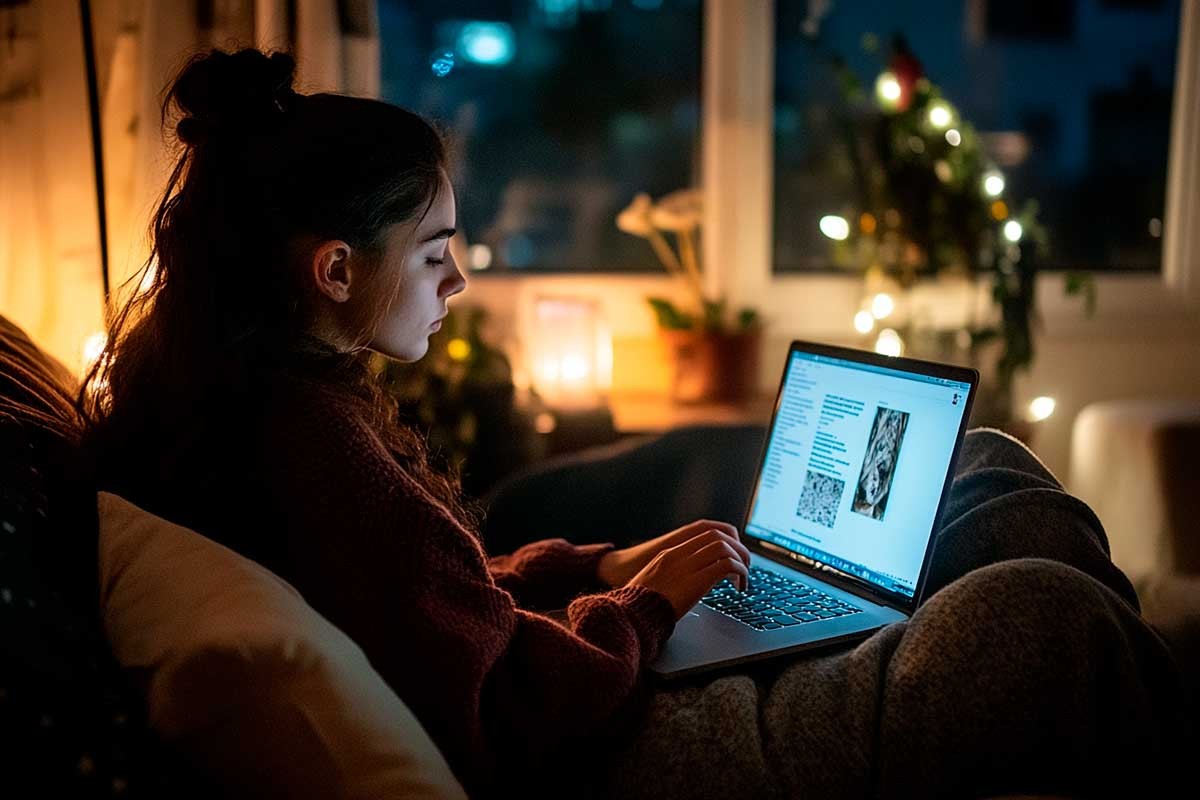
[852,407,909,521]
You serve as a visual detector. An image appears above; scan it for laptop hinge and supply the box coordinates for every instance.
[753,539,912,613]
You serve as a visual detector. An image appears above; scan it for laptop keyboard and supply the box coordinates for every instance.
[700,565,863,631]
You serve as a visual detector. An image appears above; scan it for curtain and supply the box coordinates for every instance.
[0,0,106,375]
[0,0,380,374]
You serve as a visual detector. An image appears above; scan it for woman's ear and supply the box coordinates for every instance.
[310,240,354,303]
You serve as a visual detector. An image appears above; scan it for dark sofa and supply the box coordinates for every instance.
[0,315,215,797]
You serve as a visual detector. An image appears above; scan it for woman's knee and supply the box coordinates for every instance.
[959,427,1059,484]
[964,426,1019,447]
[877,559,1186,790]
[895,558,1158,693]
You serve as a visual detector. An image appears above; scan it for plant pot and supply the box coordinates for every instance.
[659,328,762,404]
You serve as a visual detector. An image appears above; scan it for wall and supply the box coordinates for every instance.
[463,269,1199,489]
[1014,325,1200,483]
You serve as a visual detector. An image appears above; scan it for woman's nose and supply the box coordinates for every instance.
[441,263,467,298]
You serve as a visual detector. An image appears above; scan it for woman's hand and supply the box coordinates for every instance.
[624,527,752,621]
[597,520,748,618]
[597,519,750,589]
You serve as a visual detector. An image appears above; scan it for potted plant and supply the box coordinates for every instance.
[616,189,763,404]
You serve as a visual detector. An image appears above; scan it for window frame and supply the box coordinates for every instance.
[466,0,1199,363]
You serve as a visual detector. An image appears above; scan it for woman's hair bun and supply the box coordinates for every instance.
[170,49,298,147]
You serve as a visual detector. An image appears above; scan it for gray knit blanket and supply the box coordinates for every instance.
[579,429,1192,798]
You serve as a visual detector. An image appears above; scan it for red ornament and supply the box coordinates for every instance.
[888,35,924,111]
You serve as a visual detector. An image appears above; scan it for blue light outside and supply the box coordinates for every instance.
[429,50,455,77]
[458,22,515,67]
[536,0,579,28]
[504,234,537,268]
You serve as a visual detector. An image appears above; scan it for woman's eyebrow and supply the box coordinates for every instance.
[421,227,457,243]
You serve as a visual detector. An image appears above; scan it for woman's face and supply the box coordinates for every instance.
[367,172,466,362]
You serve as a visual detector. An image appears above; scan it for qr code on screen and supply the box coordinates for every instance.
[796,469,844,529]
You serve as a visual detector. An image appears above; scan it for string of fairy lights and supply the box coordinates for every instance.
[815,68,1054,423]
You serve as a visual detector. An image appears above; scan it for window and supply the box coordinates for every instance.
[772,0,1182,273]
[379,0,702,273]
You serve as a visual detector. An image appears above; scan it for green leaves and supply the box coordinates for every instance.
[646,297,694,330]
[969,327,1000,347]
[702,298,726,329]
[646,297,763,332]
[736,307,761,330]
[1064,271,1098,316]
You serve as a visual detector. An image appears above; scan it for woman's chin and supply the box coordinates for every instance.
[369,338,429,363]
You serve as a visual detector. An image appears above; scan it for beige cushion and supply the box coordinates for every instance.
[1069,399,1200,582]
[97,491,466,800]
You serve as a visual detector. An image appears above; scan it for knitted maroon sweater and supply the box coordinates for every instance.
[240,375,678,794]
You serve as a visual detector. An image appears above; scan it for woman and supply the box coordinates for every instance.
[81,48,1189,798]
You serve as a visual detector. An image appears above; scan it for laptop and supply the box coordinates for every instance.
[647,339,978,681]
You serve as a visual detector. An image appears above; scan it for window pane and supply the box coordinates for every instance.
[773,0,1180,273]
[380,0,702,273]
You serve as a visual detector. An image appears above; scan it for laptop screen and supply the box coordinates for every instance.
[744,348,972,600]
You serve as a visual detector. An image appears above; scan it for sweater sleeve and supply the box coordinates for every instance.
[487,538,617,609]
[260,392,677,793]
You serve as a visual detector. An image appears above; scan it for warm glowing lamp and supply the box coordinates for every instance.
[81,331,110,392]
[82,332,107,370]
[528,297,612,409]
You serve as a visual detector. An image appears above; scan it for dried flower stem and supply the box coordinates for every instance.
[648,228,704,302]
[646,228,683,274]
[677,227,702,290]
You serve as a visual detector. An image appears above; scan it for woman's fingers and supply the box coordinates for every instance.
[668,527,751,570]
[697,556,749,593]
[688,538,746,570]
[632,532,753,616]
[686,539,750,590]
[722,532,752,569]
[669,518,741,545]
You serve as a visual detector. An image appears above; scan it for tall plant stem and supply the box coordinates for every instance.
[675,227,705,304]
[649,228,704,303]
[647,229,683,275]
